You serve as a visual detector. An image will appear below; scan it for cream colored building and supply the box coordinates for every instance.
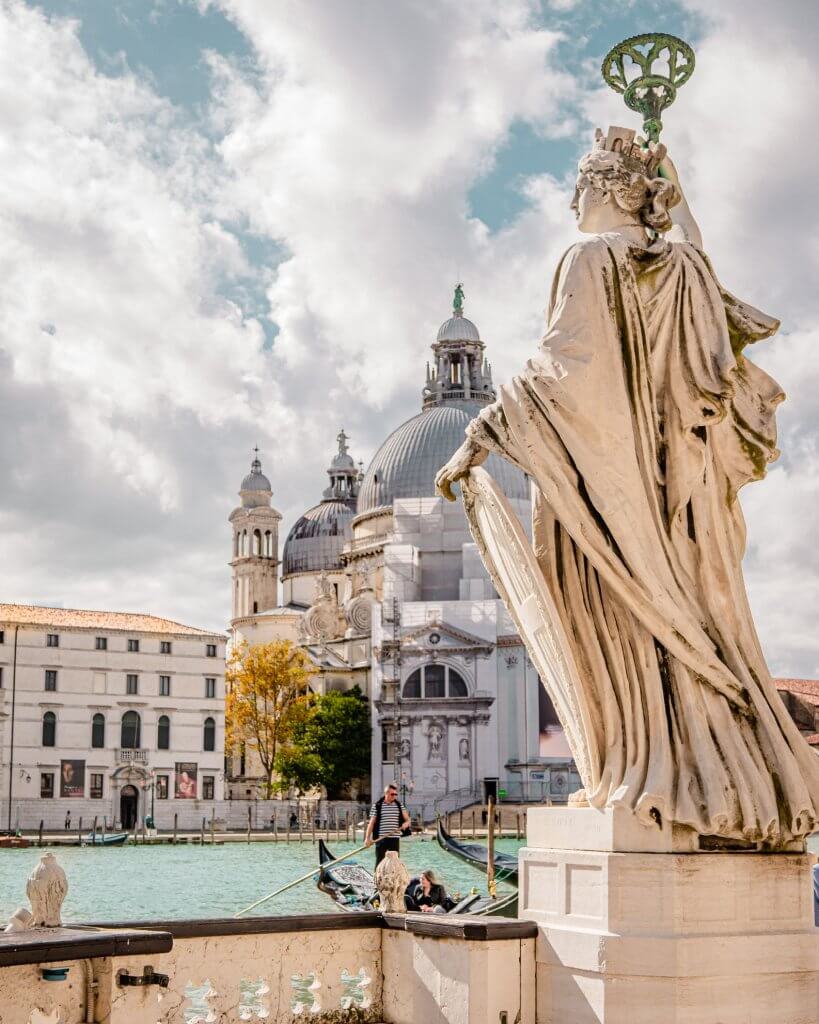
[0,604,226,831]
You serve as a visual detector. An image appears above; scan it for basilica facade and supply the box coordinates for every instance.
[228,291,579,811]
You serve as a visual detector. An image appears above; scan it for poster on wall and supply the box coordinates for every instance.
[60,759,85,798]
[175,762,198,799]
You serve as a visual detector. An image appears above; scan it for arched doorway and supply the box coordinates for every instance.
[120,785,139,829]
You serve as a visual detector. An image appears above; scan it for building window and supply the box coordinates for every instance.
[159,675,171,696]
[203,717,216,752]
[121,710,141,749]
[206,644,217,658]
[44,670,57,692]
[95,637,107,651]
[90,773,104,799]
[402,665,469,699]
[46,634,59,647]
[160,641,172,654]
[126,674,138,695]
[40,772,54,798]
[205,677,216,699]
[381,724,395,763]
[91,713,105,748]
[127,638,139,653]
[0,630,5,643]
[42,711,56,747]
[157,715,170,750]
[202,775,215,800]
[156,775,169,800]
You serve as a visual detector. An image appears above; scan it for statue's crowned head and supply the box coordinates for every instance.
[573,126,680,233]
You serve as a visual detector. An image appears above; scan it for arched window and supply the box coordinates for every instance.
[42,711,56,747]
[402,665,469,699]
[233,532,239,557]
[203,716,216,752]
[403,669,421,699]
[121,710,141,749]
[157,714,170,750]
[253,529,262,556]
[264,530,272,557]
[448,670,468,697]
[91,713,105,749]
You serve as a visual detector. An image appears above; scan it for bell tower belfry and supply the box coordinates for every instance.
[229,450,282,621]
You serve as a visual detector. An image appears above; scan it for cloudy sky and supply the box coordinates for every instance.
[1,0,817,676]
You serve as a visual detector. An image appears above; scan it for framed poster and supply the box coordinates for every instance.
[60,759,85,798]
[174,762,198,799]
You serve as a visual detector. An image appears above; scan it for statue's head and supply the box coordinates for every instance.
[571,126,679,235]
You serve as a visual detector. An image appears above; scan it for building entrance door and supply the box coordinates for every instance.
[120,785,138,829]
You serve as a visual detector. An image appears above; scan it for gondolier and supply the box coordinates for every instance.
[364,783,411,868]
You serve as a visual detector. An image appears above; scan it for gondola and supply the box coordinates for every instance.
[436,818,519,885]
[317,839,517,917]
[82,831,128,846]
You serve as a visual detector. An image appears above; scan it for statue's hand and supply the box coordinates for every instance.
[435,439,488,502]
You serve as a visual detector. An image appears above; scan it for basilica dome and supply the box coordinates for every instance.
[282,499,356,575]
[356,401,529,514]
[282,430,360,577]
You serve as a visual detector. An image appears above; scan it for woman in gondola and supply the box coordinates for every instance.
[415,870,448,914]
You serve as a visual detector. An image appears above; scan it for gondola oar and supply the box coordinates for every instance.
[233,831,406,918]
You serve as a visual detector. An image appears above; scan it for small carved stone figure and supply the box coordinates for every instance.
[459,737,470,761]
[374,850,409,913]
[427,721,444,761]
[26,853,68,927]
[4,907,34,932]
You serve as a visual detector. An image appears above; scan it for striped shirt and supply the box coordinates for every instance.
[370,798,402,839]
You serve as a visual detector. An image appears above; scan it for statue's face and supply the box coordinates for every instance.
[571,172,610,234]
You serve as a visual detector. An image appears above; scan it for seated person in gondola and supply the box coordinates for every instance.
[415,869,448,914]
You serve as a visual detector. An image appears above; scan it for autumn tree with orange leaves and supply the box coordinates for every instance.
[225,640,314,797]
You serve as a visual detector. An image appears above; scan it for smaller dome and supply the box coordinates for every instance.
[282,500,355,575]
[437,313,480,343]
[241,457,271,493]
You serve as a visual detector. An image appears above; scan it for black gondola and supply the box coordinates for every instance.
[436,818,519,885]
[317,839,517,917]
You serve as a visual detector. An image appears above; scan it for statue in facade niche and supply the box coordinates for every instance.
[436,125,819,846]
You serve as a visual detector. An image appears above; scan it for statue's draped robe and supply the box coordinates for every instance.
[464,230,819,843]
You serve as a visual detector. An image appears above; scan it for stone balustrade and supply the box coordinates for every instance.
[0,911,536,1024]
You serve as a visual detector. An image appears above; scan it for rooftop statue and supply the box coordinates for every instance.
[453,282,465,315]
[436,119,819,846]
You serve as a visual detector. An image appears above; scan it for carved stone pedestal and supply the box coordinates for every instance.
[521,807,819,1024]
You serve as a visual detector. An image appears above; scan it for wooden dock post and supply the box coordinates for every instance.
[471,809,476,838]
[78,817,83,847]
[172,813,178,845]
[516,811,521,841]
[210,812,215,845]
[458,809,463,837]
[38,820,44,847]
[200,817,205,846]
[247,805,252,843]
[92,816,98,846]
[299,815,303,842]
[273,812,278,841]
[486,797,496,896]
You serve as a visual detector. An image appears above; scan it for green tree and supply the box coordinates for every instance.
[275,686,371,798]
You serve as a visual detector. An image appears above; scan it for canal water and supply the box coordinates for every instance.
[0,837,523,922]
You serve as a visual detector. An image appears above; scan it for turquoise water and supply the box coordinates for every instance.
[0,837,522,923]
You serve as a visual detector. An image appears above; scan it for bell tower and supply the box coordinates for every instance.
[229,450,282,621]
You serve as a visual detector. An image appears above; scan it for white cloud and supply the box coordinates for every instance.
[1,0,817,677]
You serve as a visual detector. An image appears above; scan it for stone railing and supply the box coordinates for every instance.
[0,911,535,1023]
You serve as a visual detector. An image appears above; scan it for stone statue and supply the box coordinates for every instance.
[26,853,68,927]
[374,850,409,913]
[426,720,444,761]
[459,737,470,762]
[436,125,819,847]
